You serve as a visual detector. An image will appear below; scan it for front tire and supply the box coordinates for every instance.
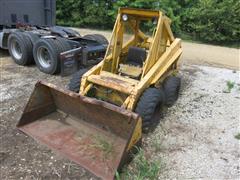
[135,88,165,132]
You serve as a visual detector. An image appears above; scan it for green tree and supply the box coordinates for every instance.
[182,0,240,43]
[56,0,240,45]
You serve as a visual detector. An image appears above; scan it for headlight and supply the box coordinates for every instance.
[152,17,158,25]
[122,14,128,21]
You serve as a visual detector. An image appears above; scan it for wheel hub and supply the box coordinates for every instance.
[11,39,23,60]
[37,46,52,68]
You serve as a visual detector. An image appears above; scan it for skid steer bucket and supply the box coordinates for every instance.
[17,81,141,180]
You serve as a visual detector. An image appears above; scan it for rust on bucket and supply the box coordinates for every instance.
[17,81,140,180]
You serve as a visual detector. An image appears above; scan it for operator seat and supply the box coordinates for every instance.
[126,46,147,66]
[118,46,147,79]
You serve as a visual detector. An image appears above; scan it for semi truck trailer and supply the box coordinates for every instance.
[0,0,108,75]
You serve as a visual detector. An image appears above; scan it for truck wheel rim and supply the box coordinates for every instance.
[11,39,22,60]
[37,46,52,69]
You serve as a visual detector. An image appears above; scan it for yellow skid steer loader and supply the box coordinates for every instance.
[17,8,182,179]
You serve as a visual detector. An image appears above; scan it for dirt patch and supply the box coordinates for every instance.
[181,42,239,70]
[74,28,240,70]
[0,57,100,180]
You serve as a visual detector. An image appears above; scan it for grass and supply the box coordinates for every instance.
[116,148,161,180]
[93,136,114,157]
[235,133,240,140]
[223,80,235,93]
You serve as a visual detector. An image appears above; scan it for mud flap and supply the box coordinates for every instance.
[60,48,81,76]
[17,81,141,180]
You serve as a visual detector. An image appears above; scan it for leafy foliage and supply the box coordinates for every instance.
[181,0,240,43]
[56,0,240,45]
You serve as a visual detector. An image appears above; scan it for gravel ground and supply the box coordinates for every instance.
[144,65,240,179]
[0,31,240,179]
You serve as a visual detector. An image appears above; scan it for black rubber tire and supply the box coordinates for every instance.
[83,34,109,45]
[163,76,181,107]
[50,38,64,74]
[54,37,72,73]
[135,88,165,131]
[33,38,62,74]
[68,69,89,93]
[23,32,40,44]
[56,37,71,51]
[92,34,109,45]
[83,34,95,41]
[8,32,34,65]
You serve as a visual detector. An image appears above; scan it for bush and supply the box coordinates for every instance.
[182,0,240,44]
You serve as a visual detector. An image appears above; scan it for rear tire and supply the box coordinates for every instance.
[33,38,62,74]
[163,76,181,107]
[83,34,109,45]
[68,69,89,93]
[8,32,34,65]
[135,88,165,132]
[23,32,40,44]
[56,37,71,51]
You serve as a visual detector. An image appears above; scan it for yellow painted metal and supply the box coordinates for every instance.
[127,118,142,151]
[87,71,138,95]
[127,39,182,110]
[79,7,183,151]
[118,64,142,78]
[93,86,128,106]
[100,71,139,85]
[142,12,164,76]
[120,8,160,18]
[87,74,135,94]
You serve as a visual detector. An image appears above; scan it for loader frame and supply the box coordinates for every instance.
[78,8,182,151]
[80,8,182,110]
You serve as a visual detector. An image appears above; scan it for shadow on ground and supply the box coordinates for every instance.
[0,49,9,58]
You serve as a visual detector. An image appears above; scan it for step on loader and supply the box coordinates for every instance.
[17,8,183,180]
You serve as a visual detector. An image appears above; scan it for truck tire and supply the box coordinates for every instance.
[83,34,109,45]
[135,88,165,132]
[163,76,181,107]
[92,34,109,45]
[68,69,89,93]
[33,38,62,74]
[8,32,34,65]
[55,37,71,51]
[23,32,40,44]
